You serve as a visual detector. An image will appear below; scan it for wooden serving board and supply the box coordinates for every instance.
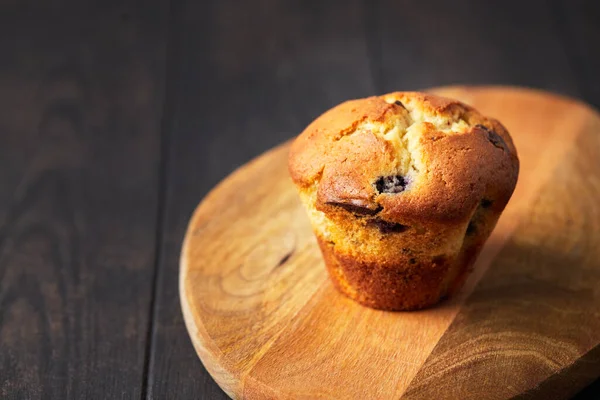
[180,87,600,399]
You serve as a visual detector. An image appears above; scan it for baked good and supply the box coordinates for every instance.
[288,92,519,311]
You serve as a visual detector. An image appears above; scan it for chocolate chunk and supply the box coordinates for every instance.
[475,124,489,132]
[476,124,506,150]
[375,175,408,194]
[326,201,382,216]
[370,218,409,233]
[466,220,476,235]
[394,100,406,109]
[466,199,491,235]
[487,132,506,150]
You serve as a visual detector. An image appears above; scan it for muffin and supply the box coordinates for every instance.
[288,92,519,311]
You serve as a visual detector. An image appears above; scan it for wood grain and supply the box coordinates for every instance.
[181,87,600,399]
[0,1,167,398]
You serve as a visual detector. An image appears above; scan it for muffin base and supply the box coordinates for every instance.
[316,236,486,311]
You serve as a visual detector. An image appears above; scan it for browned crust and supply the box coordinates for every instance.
[288,92,519,223]
[317,226,490,311]
[317,236,449,311]
[288,96,396,187]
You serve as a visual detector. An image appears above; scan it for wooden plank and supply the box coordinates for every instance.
[0,1,167,398]
[552,0,600,106]
[147,0,375,398]
[373,0,580,96]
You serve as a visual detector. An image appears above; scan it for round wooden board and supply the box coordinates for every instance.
[181,87,600,400]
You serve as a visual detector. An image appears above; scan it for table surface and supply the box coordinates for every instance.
[0,1,598,399]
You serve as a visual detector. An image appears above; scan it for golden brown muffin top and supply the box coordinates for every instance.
[288,92,519,223]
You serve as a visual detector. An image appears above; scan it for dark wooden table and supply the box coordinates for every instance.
[0,1,599,399]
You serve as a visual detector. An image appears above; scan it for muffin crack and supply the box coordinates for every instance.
[358,109,419,181]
